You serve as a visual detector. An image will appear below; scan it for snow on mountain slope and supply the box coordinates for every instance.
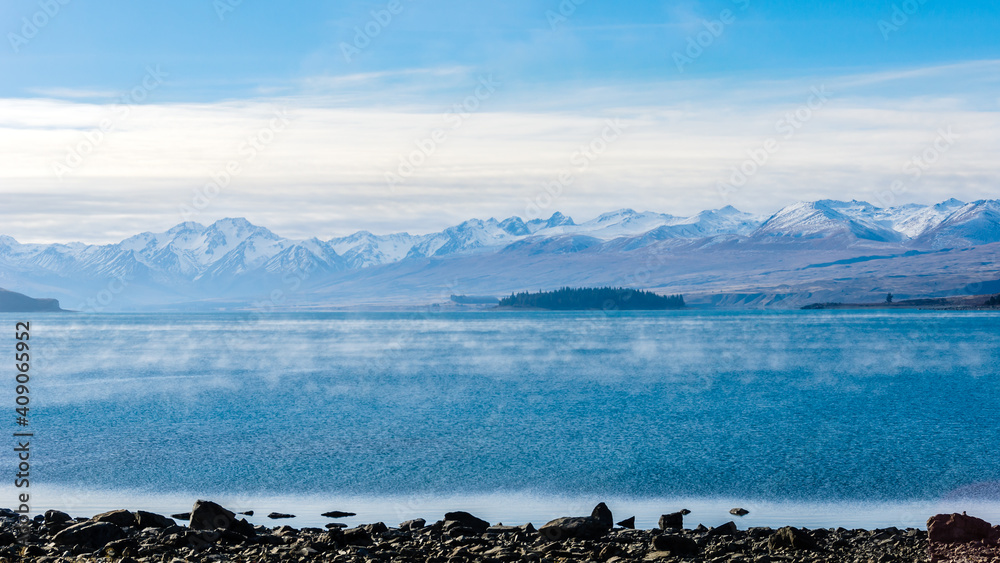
[406,218,519,259]
[525,212,575,233]
[0,199,997,310]
[328,231,424,268]
[888,198,966,238]
[752,201,904,243]
[538,209,677,239]
[914,200,1000,247]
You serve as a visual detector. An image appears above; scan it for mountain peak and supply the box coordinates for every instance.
[595,209,637,222]
[166,221,206,235]
[546,212,575,227]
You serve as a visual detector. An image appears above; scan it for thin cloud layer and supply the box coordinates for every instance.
[1,62,998,243]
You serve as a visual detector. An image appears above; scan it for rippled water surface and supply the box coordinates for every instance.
[4,310,999,527]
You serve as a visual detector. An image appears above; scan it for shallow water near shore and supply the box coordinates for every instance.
[3,310,999,528]
[24,487,1000,530]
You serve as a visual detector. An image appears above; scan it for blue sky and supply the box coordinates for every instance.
[2,0,999,242]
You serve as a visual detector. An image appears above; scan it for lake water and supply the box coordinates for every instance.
[4,310,999,530]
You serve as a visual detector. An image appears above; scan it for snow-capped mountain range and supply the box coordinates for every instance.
[1,199,998,310]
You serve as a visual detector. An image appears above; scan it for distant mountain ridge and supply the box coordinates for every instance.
[0,199,997,310]
[0,288,62,312]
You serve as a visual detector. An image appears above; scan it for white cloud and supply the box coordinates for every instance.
[0,61,998,244]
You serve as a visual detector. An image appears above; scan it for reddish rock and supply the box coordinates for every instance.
[927,513,993,544]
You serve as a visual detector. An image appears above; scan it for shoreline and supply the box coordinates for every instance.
[3,501,998,562]
[17,488,1000,531]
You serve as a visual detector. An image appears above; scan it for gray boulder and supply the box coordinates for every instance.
[658,509,690,530]
[538,517,606,541]
[653,534,699,556]
[135,511,175,529]
[768,526,820,551]
[91,509,135,527]
[443,511,490,533]
[189,500,255,537]
[706,521,738,537]
[53,521,126,549]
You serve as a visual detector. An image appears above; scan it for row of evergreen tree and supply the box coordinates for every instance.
[986,294,1000,308]
[499,287,685,310]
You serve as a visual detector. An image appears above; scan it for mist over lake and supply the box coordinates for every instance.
[9,310,999,528]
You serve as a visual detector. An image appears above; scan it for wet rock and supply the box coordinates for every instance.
[43,509,73,532]
[539,516,608,541]
[652,533,699,556]
[342,527,374,546]
[102,537,138,557]
[443,511,490,533]
[91,509,136,527]
[658,510,690,530]
[188,499,256,538]
[730,507,750,516]
[322,510,356,518]
[267,512,296,519]
[135,510,174,529]
[239,510,254,516]
[357,522,388,535]
[928,513,993,543]
[617,516,636,529]
[400,518,425,530]
[53,521,126,549]
[706,521,738,537]
[0,508,19,519]
[591,502,614,529]
[325,522,348,529]
[768,526,820,551]
[171,512,190,520]
[486,525,521,534]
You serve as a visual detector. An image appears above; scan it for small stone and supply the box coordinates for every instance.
[658,511,689,530]
[267,512,296,519]
[730,508,750,516]
[322,510,357,518]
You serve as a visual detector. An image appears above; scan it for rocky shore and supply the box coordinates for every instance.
[1,501,997,563]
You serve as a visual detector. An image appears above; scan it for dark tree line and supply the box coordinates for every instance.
[499,287,685,310]
[986,294,1000,308]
